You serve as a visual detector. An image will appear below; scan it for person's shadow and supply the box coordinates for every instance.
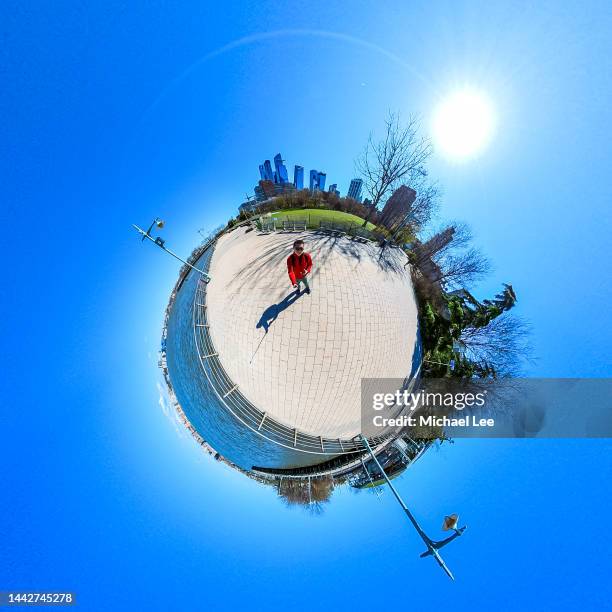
[250,289,303,364]
[256,289,302,334]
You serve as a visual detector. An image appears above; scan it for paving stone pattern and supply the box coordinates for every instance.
[206,226,419,438]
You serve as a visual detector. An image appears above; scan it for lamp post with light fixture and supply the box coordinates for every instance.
[132,218,211,282]
[359,435,466,580]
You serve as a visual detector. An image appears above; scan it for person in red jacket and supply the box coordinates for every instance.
[287,239,312,295]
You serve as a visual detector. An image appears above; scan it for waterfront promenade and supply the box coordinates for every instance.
[205,226,419,439]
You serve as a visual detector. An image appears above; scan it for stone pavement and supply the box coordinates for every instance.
[206,226,419,439]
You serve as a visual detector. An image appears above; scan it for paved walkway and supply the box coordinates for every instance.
[206,226,419,439]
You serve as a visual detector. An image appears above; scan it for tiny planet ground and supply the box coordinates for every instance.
[206,226,420,439]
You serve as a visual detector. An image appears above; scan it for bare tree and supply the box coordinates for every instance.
[434,247,491,289]
[406,180,440,230]
[356,112,433,224]
[430,222,472,255]
[386,181,441,242]
[198,224,224,245]
[458,313,533,376]
[412,222,472,263]
[276,476,335,514]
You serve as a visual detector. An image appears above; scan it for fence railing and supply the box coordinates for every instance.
[259,219,307,232]
[256,216,383,242]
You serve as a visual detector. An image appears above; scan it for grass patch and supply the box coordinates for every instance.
[265,208,378,232]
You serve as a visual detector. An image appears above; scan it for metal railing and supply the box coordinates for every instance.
[257,219,308,232]
[281,219,307,231]
[259,220,276,232]
[318,220,384,242]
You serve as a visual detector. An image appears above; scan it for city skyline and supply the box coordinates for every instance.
[253,151,363,202]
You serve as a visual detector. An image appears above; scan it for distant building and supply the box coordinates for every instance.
[254,179,276,201]
[380,185,416,230]
[318,172,326,191]
[328,183,340,196]
[260,160,274,181]
[293,165,304,189]
[347,178,363,201]
[274,154,289,184]
[254,179,296,202]
[410,228,453,288]
[310,170,326,191]
[309,170,318,191]
[416,226,455,261]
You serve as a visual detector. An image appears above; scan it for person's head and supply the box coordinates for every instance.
[293,240,305,254]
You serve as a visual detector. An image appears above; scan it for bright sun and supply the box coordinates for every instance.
[432,89,496,161]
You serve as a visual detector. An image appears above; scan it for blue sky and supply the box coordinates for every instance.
[1,1,611,609]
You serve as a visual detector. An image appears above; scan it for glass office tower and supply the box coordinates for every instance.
[273,153,289,184]
[347,178,363,201]
[262,159,274,181]
[293,165,304,189]
[317,171,326,191]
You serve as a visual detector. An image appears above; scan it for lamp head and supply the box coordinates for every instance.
[442,514,459,532]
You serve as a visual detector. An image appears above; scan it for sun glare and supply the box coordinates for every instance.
[432,89,496,161]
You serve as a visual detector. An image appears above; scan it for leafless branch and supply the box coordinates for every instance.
[435,247,492,289]
[458,313,534,376]
[356,112,433,211]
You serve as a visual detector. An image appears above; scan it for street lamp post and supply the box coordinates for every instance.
[359,435,466,580]
[133,219,211,282]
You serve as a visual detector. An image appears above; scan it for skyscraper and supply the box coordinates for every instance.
[380,185,417,229]
[259,164,266,180]
[293,165,304,189]
[317,172,326,191]
[328,183,340,196]
[347,178,363,201]
[262,160,274,181]
[309,170,318,191]
[274,153,288,184]
[310,170,326,191]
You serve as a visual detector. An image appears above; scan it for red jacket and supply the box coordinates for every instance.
[287,252,312,285]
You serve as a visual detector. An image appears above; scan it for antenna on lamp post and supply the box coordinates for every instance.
[133,218,211,283]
